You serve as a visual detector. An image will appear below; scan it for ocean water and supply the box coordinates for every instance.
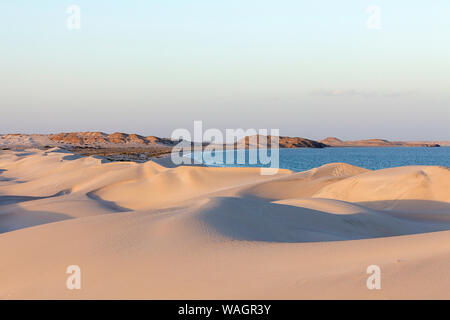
[189,147,450,172]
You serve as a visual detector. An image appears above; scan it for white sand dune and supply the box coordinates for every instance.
[314,166,450,204]
[0,148,450,299]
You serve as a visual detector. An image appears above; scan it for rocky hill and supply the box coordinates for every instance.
[47,132,179,147]
[1,133,446,151]
[320,137,441,147]
[238,135,327,148]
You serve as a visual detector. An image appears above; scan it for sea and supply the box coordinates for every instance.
[188,147,450,172]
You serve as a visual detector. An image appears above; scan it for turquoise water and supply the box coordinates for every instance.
[189,147,450,172]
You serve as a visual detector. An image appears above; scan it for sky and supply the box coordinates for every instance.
[1,0,449,140]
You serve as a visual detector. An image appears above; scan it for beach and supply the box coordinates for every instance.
[1,148,450,299]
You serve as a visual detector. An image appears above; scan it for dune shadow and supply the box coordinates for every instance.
[62,154,83,161]
[357,200,450,221]
[86,191,132,212]
[0,208,71,234]
[0,195,44,206]
[0,189,73,234]
[15,152,36,157]
[0,169,26,183]
[197,196,450,243]
[0,189,72,207]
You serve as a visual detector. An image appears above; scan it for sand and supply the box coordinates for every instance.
[0,148,450,299]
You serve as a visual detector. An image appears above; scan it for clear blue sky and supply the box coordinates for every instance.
[1,0,449,140]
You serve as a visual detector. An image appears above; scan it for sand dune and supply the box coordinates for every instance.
[314,166,450,204]
[236,163,369,200]
[0,148,450,299]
